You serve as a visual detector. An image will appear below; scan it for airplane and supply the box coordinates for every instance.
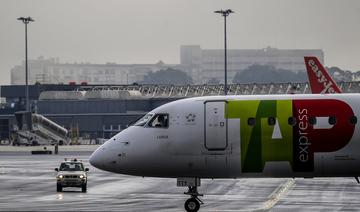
[304,56,342,94]
[90,93,360,212]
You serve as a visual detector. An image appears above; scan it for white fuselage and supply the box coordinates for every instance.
[90,94,360,179]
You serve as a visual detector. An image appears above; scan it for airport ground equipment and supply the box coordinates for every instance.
[70,124,80,145]
[31,146,52,154]
[14,112,69,146]
[13,131,49,146]
[55,158,89,192]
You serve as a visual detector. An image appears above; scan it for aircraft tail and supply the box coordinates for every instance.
[304,56,342,94]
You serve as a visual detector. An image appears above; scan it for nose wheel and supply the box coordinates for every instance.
[177,178,203,212]
[184,186,203,212]
[185,197,200,212]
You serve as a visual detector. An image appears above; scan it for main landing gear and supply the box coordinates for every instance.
[177,178,203,212]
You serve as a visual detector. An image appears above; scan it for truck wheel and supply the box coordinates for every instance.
[81,184,87,192]
[57,184,62,192]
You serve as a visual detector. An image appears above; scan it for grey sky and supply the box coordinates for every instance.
[1,0,360,85]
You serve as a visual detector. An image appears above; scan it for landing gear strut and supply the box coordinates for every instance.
[184,186,203,212]
[177,177,203,212]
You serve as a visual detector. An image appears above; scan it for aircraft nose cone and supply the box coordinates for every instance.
[89,150,102,169]
[89,143,117,172]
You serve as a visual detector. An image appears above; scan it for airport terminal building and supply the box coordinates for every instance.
[0,84,176,143]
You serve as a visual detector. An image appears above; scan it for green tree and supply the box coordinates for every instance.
[232,64,307,83]
[207,78,220,84]
[139,68,193,85]
[326,67,353,81]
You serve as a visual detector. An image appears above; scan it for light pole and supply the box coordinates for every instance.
[17,16,34,112]
[214,9,234,95]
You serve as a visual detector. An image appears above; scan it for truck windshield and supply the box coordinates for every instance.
[60,162,84,171]
[133,113,154,126]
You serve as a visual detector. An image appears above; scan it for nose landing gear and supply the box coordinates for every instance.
[184,186,203,212]
[177,177,203,212]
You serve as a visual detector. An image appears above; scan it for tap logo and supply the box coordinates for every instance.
[227,99,355,173]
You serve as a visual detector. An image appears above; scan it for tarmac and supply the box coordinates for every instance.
[0,146,360,211]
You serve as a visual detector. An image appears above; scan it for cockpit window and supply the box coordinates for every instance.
[149,114,169,128]
[133,113,154,126]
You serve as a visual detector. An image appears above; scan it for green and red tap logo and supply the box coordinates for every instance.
[227,99,355,172]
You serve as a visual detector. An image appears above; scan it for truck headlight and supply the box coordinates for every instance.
[58,175,63,179]
[79,175,84,179]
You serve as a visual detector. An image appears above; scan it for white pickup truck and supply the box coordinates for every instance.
[55,159,89,192]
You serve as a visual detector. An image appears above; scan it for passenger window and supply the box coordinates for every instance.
[248,118,256,126]
[288,117,296,126]
[309,117,317,125]
[349,116,357,125]
[149,114,169,128]
[268,117,276,126]
[328,116,337,125]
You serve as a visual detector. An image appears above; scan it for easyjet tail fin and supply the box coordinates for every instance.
[304,56,342,94]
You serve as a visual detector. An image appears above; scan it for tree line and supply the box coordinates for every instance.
[138,65,358,85]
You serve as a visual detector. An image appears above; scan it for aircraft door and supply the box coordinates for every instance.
[204,101,228,150]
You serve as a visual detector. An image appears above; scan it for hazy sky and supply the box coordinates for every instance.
[1,0,360,85]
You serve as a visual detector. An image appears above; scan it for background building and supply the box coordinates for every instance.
[180,45,324,84]
[11,46,324,85]
[11,57,177,85]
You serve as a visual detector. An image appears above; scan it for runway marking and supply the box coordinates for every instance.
[206,179,296,212]
[0,167,5,175]
[262,178,295,210]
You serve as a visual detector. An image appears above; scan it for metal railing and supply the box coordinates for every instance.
[75,81,360,97]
